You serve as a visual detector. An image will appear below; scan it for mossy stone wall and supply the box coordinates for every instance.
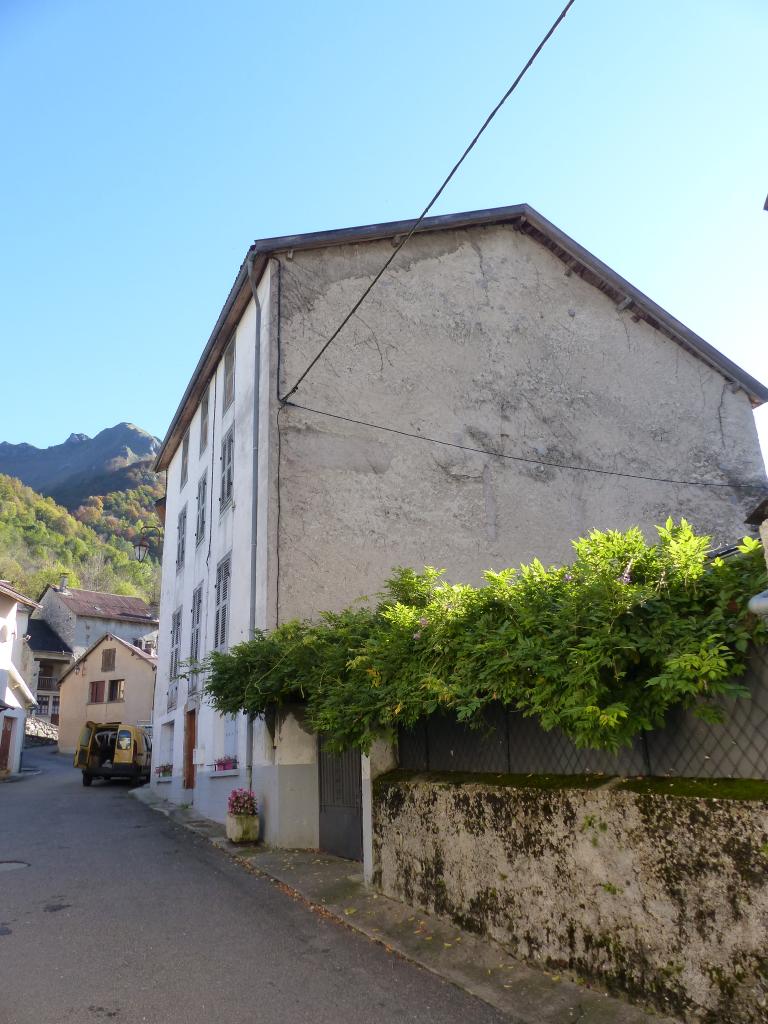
[372,772,768,1022]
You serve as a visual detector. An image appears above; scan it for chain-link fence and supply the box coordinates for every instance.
[398,646,768,779]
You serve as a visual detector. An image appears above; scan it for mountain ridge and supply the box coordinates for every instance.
[0,422,161,510]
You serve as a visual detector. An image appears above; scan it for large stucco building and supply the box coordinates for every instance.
[151,204,768,864]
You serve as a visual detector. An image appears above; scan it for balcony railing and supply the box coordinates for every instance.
[166,680,179,712]
[37,677,58,691]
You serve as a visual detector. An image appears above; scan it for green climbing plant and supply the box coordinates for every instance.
[204,519,768,754]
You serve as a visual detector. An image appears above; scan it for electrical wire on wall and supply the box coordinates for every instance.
[283,400,766,492]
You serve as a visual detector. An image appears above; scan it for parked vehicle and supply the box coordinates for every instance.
[74,721,151,786]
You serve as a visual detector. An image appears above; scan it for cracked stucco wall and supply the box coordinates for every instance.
[275,223,766,619]
[373,775,768,1023]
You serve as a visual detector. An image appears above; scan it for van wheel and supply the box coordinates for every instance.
[82,772,92,787]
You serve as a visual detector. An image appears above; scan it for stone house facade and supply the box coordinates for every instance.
[151,204,768,857]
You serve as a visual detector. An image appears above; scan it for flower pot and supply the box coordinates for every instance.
[226,812,260,844]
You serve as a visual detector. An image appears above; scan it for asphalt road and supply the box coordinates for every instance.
[1,746,506,1024]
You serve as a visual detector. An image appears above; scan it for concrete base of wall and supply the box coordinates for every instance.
[373,772,768,1023]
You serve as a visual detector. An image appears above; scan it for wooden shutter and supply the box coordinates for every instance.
[215,556,231,649]
[196,474,207,543]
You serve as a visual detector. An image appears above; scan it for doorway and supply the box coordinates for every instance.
[0,717,13,772]
[183,710,196,789]
[318,736,362,860]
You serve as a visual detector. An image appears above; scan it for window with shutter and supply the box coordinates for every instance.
[199,387,209,454]
[220,427,234,510]
[89,680,105,704]
[190,585,203,662]
[170,608,183,680]
[196,473,207,545]
[176,507,187,569]
[180,431,190,488]
[214,554,231,650]
[223,338,235,411]
[101,648,116,671]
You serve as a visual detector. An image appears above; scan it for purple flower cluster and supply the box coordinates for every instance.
[228,787,258,816]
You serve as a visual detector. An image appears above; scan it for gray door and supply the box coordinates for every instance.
[318,738,362,861]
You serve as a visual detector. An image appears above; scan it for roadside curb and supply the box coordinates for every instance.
[129,786,675,1024]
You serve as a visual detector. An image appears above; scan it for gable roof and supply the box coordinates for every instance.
[0,581,40,610]
[155,203,768,472]
[58,632,157,689]
[26,619,72,655]
[44,586,158,625]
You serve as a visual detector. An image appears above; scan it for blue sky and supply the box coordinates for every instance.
[1,0,766,470]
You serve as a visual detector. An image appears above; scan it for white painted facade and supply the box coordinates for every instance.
[0,590,37,775]
[153,264,313,837]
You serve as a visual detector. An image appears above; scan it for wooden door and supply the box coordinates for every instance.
[0,717,14,772]
[183,710,196,789]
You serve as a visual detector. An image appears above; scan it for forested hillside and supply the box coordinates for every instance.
[74,477,164,560]
[0,474,160,603]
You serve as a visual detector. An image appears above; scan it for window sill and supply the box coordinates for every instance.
[155,776,173,784]
[207,768,240,778]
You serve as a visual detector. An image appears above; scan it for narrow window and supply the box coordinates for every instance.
[223,714,237,757]
[223,338,235,411]
[220,427,234,511]
[177,506,187,570]
[108,679,125,702]
[37,694,50,715]
[51,694,60,716]
[89,680,105,704]
[101,648,116,671]
[180,431,190,488]
[214,554,231,650]
[190,584,203,663]
[196,473,207,545]
[170,608,182,680]
[199,387,209,454]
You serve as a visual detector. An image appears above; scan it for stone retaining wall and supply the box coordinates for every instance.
[372,773,768,1022]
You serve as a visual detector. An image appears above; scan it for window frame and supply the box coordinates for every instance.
[108,679,125,702]
[214,554,231,651]
[199,386,209,455]
[195,472,207,546]
[223,337,235,412]
[220,427,234,512]
[89,679,105,704]
[176,505,187,571]
[101,647,116,672]
[190,584,203,664]
[180,430,190,489]
[170,607,183,681]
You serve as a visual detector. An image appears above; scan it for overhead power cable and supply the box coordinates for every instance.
[283,400,765,491]
[280,0,577,402]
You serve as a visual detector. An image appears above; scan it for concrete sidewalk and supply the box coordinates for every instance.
[131,785,674,1024]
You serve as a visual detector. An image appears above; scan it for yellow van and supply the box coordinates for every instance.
[74,721,152,787]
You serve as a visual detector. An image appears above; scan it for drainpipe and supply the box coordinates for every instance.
[244,253,263,791]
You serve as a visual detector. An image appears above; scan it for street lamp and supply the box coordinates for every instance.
[133,527,162,562]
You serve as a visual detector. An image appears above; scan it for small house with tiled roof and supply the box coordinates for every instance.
[57,633,157,754]
[33,575,158,661]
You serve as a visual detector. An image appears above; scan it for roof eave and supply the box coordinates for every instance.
[154,203,768,471]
